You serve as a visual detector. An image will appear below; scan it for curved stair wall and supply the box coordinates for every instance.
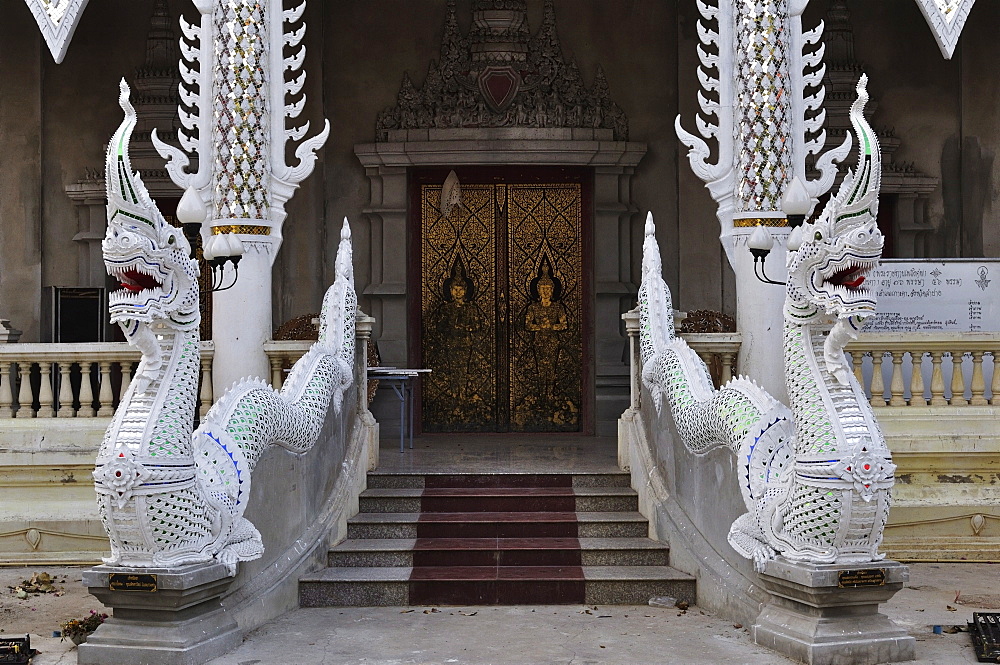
[618,323,1000,626]
[219,320,380,632]
[619,403,769,626]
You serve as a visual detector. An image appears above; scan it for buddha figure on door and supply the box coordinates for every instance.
[432,258,487,404]
[524,261,569,399]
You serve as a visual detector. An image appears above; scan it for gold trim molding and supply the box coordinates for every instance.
[211,225,271,236]
[733,217,789,228]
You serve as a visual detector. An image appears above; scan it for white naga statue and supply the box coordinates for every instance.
[93,82,355,574]
[641,77,895,570]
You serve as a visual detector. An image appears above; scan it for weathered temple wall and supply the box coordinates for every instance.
[312,0,691,325]
[0,0,996,346]
[953,0,1000,259]
[0,11,43,342]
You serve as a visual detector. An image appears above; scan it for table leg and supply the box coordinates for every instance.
[389,380,404,453]
[408,379,414,449]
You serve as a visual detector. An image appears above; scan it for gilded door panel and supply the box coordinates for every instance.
[420,184,497,432]
[508,184,582,432]
[419,180,583,433]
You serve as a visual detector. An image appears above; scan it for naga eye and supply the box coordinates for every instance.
[168,235,175,244]
[814,231,823,241]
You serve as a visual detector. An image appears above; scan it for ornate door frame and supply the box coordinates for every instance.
[409,166,593,434]
[355,131,645,436]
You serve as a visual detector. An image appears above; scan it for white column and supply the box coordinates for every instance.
[154,0,328,397]
[727,221,790,402]
[211,234,276,392]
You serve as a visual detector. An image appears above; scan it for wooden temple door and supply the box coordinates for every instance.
[413,168,590,433]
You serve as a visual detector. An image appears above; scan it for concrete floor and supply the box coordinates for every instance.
[21,436,999,664]
[204,437,998,664]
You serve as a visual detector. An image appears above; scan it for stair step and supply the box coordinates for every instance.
[346,511,649,539]
[302,467,688,607]
[328,537,670,567]
[358,487,638,513]
[366,472,632,490]
[299,565,695,606]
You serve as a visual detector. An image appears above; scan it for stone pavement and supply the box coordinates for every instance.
[17,562,995,664]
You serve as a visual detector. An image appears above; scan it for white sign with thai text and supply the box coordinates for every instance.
[865,260,999,333]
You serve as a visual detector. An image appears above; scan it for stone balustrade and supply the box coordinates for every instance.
[0,339,357,420]
[846,332,998,407]
[619,307,998,410]
[679,333,742,388]
[263,340,312,390]
[0,342,215,419]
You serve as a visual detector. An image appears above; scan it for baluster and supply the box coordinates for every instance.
[270,355,283,390]
[78,362,95,417]
[720,352,735,385]
[869,352,886,407]
[991,351,1000,406]
[97,361,114,416]
[950,351,967,406]
[929,351,947,405]
[37,362,54,418]
[0,361,15,418]
[200,357,213,417]
[850,351,863,386]
[120,361,133,400]
[970,351,988,406]
[908,351,926,407]
[56,362,74,417]
[0,361,11,418]
[888,351,906,406]
[16,362,32,417]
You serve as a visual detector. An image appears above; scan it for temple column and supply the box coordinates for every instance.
[153,0,329,394]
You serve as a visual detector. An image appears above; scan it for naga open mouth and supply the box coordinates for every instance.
[116,268,163,294]
[828,265,869,291]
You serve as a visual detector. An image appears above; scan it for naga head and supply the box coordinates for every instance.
[103,80,200,337]
[785,75,883,325]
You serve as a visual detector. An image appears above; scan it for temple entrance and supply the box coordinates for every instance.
[413,168,590,434]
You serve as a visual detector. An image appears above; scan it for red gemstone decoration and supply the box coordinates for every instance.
[864,464,871,470]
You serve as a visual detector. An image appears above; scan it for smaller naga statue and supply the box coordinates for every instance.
[640,76,895,570]
[94,81,356,574]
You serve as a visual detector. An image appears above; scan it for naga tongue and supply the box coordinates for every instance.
[843,274,865,289]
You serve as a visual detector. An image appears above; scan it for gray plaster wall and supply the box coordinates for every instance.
[0,10,43,342]
[1,0,998,342]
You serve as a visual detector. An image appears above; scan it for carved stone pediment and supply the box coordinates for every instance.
[376,0,628,141]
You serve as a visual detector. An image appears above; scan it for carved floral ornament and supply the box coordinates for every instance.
[376,0,629,141]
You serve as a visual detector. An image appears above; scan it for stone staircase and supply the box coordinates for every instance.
[299,470,695,606]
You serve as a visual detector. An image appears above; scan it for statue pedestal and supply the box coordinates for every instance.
[77,562,240,665]
[753,557,915,665]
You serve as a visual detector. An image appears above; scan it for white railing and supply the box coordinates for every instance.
[0,338,354,420]
[263,340,312,390]
[0,342,215,419]
[847,333,998,407]
[680,333,741,388]
[622,308,998,410]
